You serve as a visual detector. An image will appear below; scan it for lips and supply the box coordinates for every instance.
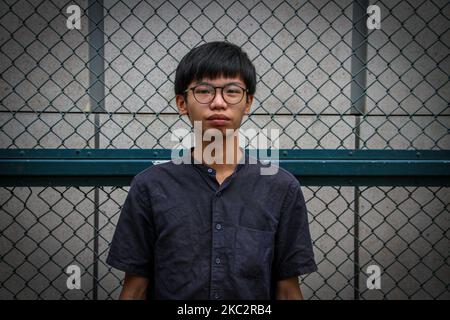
[207,114,230,120]
[206,114,231,126]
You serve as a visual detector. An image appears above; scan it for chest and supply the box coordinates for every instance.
[215,171,233,185]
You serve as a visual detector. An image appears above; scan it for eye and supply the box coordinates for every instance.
[224,86,243,95]
[194,86,214,94]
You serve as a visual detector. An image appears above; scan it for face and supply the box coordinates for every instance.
[176,76,254,135]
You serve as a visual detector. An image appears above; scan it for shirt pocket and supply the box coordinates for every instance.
[234,226,275,280]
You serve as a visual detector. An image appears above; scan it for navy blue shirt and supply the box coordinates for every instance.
[107,149,317,300]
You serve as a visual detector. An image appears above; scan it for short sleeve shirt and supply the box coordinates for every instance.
[106,149,317,300]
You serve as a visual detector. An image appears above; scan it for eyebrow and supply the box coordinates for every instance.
[194,81,245,86]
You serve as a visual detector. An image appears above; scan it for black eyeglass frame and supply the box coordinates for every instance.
[183,83,250,105]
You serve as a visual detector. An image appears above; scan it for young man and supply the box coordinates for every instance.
[106,41,317,300]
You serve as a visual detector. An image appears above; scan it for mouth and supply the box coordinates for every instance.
[206,114,231,126]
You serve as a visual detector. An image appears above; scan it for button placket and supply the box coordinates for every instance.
[210,191,224,299]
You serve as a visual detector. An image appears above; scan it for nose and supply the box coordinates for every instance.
[209,88,227,110]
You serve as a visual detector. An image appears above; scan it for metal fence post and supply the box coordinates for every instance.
[88,0,105,300]
[350,0,369,300]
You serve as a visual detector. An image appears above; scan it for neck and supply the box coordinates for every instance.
[192,132,243,173]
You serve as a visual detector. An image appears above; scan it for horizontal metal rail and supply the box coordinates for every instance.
[1,149,449,187]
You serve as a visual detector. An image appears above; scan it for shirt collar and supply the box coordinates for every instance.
[188,146,249,176]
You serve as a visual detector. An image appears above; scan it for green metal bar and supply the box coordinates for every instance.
[1,159,448,176]
[0,149,449,187]
[1,149,449,160]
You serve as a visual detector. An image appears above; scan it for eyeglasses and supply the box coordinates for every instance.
[184,83,249,105]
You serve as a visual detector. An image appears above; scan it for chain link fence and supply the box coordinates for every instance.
[0,0,449,299]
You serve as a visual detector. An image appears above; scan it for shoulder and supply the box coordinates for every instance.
[134,160,176,179]
[130,159,186,191]
[245,155,301,189]
[242,155,303,207]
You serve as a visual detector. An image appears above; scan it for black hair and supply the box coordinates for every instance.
[174,41,256,97]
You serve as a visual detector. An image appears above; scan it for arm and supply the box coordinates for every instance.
[119,273,149,300]
[273,181,317,300]
[275,276,304,300]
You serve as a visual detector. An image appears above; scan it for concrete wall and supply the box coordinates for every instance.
[0,0,449,299]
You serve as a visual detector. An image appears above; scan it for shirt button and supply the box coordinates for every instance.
[215,257,221,264]
[216,192,221,197]
[207,168,213,173]
[215,223,222,230]
[214,293,220,299]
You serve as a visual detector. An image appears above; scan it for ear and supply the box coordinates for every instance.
[176,94,189,115]
[244,95,254,115]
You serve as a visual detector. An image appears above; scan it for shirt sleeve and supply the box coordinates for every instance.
[273,179,318,280]
[106,175,155,278]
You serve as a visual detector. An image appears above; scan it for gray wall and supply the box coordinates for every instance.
[0,0,449,299]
